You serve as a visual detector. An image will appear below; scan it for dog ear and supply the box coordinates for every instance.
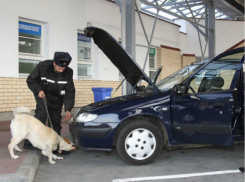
[63,137,71,144]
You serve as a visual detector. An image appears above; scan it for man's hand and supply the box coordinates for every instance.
[65,111,71,120]
[38,91,45,98]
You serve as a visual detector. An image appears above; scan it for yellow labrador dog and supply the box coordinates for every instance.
[8,107,76,164]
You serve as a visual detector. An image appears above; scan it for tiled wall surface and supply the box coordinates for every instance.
[0,78,121,112]
[182,54,195,68]
[156,46,195,82]
[157,46,182,81]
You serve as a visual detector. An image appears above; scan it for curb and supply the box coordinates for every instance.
[0,150,42,182]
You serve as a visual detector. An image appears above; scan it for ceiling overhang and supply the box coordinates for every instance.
[214,0,244,19]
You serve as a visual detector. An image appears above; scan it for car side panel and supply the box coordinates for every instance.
[71,91,179,149]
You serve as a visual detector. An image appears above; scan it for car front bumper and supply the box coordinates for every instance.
[69,121,119,150]
[69,122,112,138]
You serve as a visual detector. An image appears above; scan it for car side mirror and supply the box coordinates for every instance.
[173,84,186,94]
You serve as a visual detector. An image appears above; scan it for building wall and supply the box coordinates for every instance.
[0,0,184,113]
[0,0,184,80]
[0,77,121,112]
[156,46,195,83]
[157,45,182,81]
[182,54,195,68]
[215,20,245,55]
[174,19,245,57]
[4,43,240,113]
[225,40,245,51]
[0,0,244,113]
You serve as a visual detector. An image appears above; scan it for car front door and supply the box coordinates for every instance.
[171,49,244,147]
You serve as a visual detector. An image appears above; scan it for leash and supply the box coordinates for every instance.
[42,97,54,129]
[42,97,61,153]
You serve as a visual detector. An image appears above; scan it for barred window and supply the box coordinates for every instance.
[77,32,92,78]
[19,21,43,74]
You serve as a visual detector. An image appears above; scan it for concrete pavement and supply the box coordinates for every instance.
[0,109,244,182]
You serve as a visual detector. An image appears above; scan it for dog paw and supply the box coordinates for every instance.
[12,155,19,159]
[16,149,22,152]
[49,160,56,164]
[57,157,63,160]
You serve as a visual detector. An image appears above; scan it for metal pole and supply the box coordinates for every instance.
[124,0,136,94]
[175,7,205,37]
[136,3,149,45]
[185,0,204,60]
[142,9,159,72]
[194,6,205,18]
[205,4,208,42]
[141,0,211,30]
[208,0,216,58]
[119,0,136,95]
[197,11,205,24]
[120,0,127,95]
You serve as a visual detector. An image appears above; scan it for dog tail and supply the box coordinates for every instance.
[13,107,31,117]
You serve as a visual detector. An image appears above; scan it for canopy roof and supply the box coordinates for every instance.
[139,0,244,22]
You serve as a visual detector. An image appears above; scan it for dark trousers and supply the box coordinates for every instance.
[34,95,62,135]
[24,95,63,147]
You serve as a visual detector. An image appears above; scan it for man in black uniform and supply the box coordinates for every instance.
[24,52,75,150]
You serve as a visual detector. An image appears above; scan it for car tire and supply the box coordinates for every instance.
[116,119,163,165]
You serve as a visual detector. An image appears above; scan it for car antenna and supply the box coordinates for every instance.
[123,75,144,102]
[111,78,126,98]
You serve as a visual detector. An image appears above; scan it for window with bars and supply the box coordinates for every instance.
[77,32,92,78]
[19,21,43,74]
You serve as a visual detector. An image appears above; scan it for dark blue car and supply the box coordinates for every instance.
[69,27,244,165]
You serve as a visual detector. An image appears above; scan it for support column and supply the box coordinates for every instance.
[121,0,136,95]
[205,4,208,42]
[208,0,215,58]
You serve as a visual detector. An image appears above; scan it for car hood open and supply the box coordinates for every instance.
[84,27,160,93]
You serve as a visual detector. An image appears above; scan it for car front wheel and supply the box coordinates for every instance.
[116,120,163,165]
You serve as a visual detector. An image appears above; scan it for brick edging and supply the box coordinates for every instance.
[180,31,187,35]
[160,45,181,52]
[183,54,195,57]
[174,18,245,22]
[225,39,245,52]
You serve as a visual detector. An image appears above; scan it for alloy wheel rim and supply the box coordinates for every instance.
[125,128,156,160]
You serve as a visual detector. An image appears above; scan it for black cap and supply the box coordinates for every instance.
[53,52,72,67]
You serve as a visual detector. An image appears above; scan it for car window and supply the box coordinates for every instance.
[188,52,244,93]
[156,64,202,91]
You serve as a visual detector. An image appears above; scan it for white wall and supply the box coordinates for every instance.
[0,0,244,80]
[215,20,245,54]
[175,19,245,57]
[0,0,81,78]
[0,0,185,80]
[179,32,187,54]
[135,13,181,48]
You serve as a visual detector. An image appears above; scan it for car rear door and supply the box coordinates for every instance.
[171,48,244,147]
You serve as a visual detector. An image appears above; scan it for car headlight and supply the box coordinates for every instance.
[76,113,98,123]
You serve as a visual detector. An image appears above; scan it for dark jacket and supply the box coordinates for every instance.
[27,60,75,112]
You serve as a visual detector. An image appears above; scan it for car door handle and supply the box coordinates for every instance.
[213,103,224,108]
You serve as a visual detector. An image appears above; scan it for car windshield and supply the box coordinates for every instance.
[155,64,203,91]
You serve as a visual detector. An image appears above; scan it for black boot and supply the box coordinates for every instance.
[23,139,39,150]
[53,150,70,155]
[239,167,244,172]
